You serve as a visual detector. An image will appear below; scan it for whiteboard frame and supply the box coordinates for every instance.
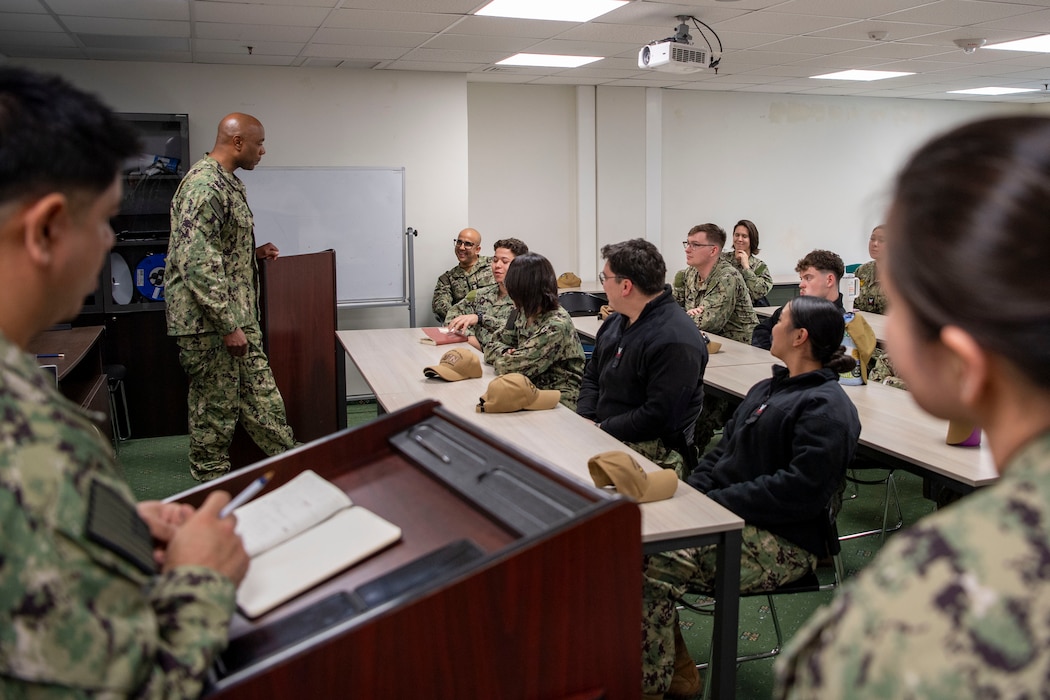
[240,166,408,309]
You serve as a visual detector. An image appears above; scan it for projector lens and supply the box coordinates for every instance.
[641,46,651,65]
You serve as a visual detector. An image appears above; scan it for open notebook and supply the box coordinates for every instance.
[233,470,402,618]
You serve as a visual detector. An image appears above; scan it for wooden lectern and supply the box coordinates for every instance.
[230,250,346,468]
[176,400,642,699]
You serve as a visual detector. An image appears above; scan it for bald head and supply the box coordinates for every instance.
[209,113,266,173]
[454,227,482,267]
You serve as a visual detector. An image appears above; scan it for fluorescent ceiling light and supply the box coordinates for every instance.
[949,87,1038,95]
[497,53,603,68]
[986,35,1050,53]
[810,69,914,81]
[476,0,628,23]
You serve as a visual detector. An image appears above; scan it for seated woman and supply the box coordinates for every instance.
[445,238,528,351]
[723,219,773,306]
[641,295,861,699]
[776,115,1050,700]
[485,253,585,410]
[852,224,888,314]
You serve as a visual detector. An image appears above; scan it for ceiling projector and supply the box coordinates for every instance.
[638,41,708,73]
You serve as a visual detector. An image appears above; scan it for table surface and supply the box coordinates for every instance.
[572,316,775,368]
[337,328,745,545]
[27,325,104,381]
[702,360,997,488]
[755,306,888,345]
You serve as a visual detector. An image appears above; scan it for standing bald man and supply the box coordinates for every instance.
[432,227,495,323]
[165,113,295,481]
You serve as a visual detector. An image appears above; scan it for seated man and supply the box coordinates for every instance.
[752,249,846,349]
[674,224,757,453]
[432,227,495,323]
[445,237,528,352]
[642,296,861,698]
[673,223,757,344]
[577,238,707,475]
[752,249,876,386]
[0,66,249,698]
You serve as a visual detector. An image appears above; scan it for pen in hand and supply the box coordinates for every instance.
[219,470,275,518]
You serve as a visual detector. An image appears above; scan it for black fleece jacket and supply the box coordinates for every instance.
[752,293,844,350]
[577,286,707,448]
[687,365,861,557]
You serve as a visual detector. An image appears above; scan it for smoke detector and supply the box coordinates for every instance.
[954,38,987,54]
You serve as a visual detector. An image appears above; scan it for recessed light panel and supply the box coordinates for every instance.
[986,35,1050,53]
[810,69,914,81]
[949,87,1038,95]
[497,53,603,68]
[476,0,628,23]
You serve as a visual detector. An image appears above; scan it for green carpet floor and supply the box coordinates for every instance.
[114,405,935,698]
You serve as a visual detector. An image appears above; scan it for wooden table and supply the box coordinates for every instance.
[573,315,778,368]
[755,306,889,345]
[27,325,111,440]
[337,327,744,698]
[702,362,997,490]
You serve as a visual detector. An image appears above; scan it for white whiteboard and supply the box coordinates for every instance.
[239,166,406,305]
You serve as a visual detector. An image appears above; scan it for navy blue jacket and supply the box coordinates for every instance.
[577,287,707,449]
[687,365,861,556]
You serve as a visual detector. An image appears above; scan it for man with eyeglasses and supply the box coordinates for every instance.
[673,223,757,344]
[577,239,707,479]
[674,223,758,454]
[432,227,496,323]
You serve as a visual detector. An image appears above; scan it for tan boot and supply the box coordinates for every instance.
[666,624,701,699]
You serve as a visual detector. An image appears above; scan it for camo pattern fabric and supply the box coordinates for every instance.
[445,284,515,351]
[775,431,1050,700]
[0,331,235,698]
[432,256,495,323]
[673,259,758,343]
[487,306,585,410]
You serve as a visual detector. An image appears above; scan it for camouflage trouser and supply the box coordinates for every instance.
[641,525,817,694]
[694,395,730,455]
[628,438,686,479]
[177,326,295,481]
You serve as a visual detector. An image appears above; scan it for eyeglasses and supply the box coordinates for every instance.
[598,272,627,284]
[453,239,478,248]
[682,241,718,251]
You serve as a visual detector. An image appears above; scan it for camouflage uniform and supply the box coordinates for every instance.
[673,259,758,343]
[432,256,495,323]
[868,348,907,390]
[166,155,295,481]
[643,526,816,694]
[486,306,585,410]
[852,261,888,314]
[0,331,236,697]
[722,251,773,303]
[445,284,515,351]
[775,430,1050,700]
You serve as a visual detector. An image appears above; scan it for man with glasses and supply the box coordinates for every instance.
[674,223,758,454]
[673,223,757,344]
[577,239,707,477]
[432,227,496,323]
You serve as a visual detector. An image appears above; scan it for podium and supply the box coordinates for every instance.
[230,250,346,468]
[176,400,642,698]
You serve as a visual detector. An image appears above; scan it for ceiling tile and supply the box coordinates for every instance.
[61,17,189,37]
[47,0,188,21]
[324,9,459,32]
[192,2,330,26]
[194,22,317,42]
[0,12,63,31]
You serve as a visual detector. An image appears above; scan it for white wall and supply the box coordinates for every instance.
[467,83,579,275]
[658,90,1029,275]
[467,82,1033,283]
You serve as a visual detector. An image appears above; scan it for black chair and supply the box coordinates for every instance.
[104,364,131,443]
[678,507,844,669]
[558,291,606,317]
[839,459,903,542]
